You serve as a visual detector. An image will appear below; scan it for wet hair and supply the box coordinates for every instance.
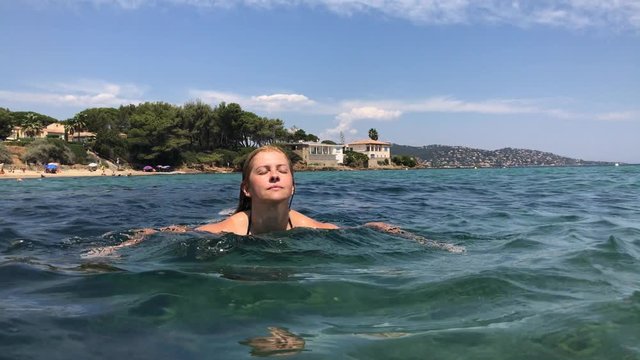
[234,146,296,214]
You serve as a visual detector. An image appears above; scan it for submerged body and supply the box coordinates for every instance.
[196,209,337,236]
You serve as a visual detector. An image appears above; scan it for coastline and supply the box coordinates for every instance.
[0,167,172,180]
[0,165,238,180]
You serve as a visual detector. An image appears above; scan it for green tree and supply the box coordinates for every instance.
[344,150,369,168]
[392,155,417,167]
[22,138,75,165]
[93,129,128,163]
[0,108,14,140]
[74,108,121,133]
[215,102,244,149]
[368,128,379,141]
[249,116,286,147]
[65,113,88,143]
[21,112,43,138]
[13,111,57,127]
[126,102,189,166]
[291,128,319,142]
[180,100,218,152]
[0,143,13,164]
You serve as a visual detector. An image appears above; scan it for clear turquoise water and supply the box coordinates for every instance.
[1,166,639,359]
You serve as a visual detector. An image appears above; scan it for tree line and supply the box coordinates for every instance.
[0,102,320,168]
[1,104,418,169]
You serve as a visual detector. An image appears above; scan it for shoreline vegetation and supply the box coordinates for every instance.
[1,152,624,181]
[1,103,623,181]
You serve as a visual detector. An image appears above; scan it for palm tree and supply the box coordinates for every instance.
[368,128,379,141]
[22,113,42,138]
[67,114,87,143]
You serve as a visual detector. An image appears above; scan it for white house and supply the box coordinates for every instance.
[347,139,392,167]
[283,142,345,166]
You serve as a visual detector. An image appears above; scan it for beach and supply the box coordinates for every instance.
[0,166,190,180]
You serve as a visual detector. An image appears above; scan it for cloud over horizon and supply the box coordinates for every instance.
[0,80,144,111]
[189,90,316,113]
[2,83,637,137]
[55,0,640,31]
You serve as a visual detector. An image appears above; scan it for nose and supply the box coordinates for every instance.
[269,169,280,182]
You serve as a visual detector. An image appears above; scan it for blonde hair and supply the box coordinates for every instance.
[235,146,295,213]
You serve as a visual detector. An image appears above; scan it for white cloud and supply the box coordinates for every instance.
[188,89,245,105]
[62,0,640,31]
[325,106,401,137]
[336,106,402,122]
[0,80,144,109]
[402,97,537,114]
[595,111,639,121]
[190,89,638,139]
[189,89,315,113]
[325,97,529,137]
[251,93,315,111]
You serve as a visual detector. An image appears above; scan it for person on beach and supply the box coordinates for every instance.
[86,145,464,257]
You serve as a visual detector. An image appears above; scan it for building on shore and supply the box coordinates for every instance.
[6,126,25,141]
[43,123,66,140]
[282,139,393,168]
[282,142,345,167]
[346,139,392,167]
[5,123,95,143]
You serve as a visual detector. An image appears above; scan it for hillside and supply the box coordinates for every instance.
[391,144,614,168]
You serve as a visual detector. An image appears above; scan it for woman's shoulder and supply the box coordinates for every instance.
[195,211,249,235]
[290,210,339,230]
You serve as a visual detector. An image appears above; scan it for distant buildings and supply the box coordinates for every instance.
[6,126,25,141]
[282,142,344,167]
[282,139,392,168]
[346,139,391,167]
[6,123,95,143]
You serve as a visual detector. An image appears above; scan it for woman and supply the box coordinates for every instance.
[196,145,337,235]
[85,146,463,257]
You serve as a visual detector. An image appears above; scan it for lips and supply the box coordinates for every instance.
[267,185,283,190]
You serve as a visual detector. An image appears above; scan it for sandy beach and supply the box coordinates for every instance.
[0,166,190,180]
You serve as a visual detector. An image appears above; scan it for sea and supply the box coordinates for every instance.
[1,165,639,360]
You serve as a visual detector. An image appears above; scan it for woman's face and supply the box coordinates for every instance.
[243,150,294,204]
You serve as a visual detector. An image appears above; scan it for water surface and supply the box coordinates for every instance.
[1,166,639,359]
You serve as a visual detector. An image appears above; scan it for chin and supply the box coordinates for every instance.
[261,195,291,203]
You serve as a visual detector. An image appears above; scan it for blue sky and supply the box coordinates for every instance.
[1,1,639,163]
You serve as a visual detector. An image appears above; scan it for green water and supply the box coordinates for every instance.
[1,166,639,359]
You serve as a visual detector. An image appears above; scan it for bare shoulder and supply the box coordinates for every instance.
[290,210,339,230]
[195,211,249,235]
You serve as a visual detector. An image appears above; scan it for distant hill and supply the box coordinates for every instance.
[391,144,614,168]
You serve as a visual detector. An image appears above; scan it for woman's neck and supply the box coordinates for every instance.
[249,201,290,235]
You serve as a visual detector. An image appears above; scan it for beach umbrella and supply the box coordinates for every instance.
[143,165,154,172]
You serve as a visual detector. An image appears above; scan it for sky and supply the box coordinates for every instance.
[1,1,639,163]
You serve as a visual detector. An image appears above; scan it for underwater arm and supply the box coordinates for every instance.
[364,222,465,253]
[83,225,190,258]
